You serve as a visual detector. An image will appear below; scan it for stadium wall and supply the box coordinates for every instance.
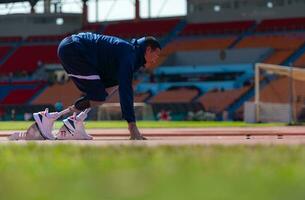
[161,48,272,66]
[187,0,305,22]
[0,13,82,37]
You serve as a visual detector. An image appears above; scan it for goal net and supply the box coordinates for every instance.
[97,103,154,121]
[244,63,305,123]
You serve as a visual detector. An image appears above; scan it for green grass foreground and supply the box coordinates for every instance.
[0,121,286,130]
[0,144,305,200]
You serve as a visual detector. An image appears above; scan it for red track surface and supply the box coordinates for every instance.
[1,127,305,145]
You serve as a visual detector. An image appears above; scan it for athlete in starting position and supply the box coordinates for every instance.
[32,32,161,140]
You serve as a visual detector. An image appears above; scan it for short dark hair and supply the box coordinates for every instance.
[145,36,161,50]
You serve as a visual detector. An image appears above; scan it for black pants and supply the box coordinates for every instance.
[57,36,109,101]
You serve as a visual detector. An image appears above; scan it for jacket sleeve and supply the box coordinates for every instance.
[118,55,136,123]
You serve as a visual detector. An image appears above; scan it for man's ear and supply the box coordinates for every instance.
[146,46,152,53]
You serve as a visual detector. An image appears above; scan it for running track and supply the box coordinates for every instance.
[1,127,305,145]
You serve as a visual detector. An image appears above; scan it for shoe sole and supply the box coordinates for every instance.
[33,113,55,140]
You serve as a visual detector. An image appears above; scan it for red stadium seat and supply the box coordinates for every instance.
[31,81,82,107]
[26,34,68,42]
[198,87,250,114]
[235,34,305,50]
[103,18,180,38]
[1,81,46,105]
[294,53,305,68]
[180,21,255,36]
[149,88,199,103]
[256,17,305,32]
[0,46,12,60]
[82,23,102,32]
[0,36,23,43]
[0,45,59,74]
[264,50,294,65]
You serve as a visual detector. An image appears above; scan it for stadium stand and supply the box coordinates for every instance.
[294,53,305,67]
[134,92,151,102]
[105,91,151,103]
[154,64,253,76]
[2,88,41,104]
[264,50,294,65]
[0,45,59,74]
[163,37,235,53]
[0,46,11,60]
[161,48,271,66]
[102,18,180,38]
[180,20,255,36]
[0,81,46,104]
[25,34,68,42]
[3,14,305,121]
[82,23,102,33]
[155,37,236,67]
[31,81,82,108]
[0,36,23,43]
[148,88,199,103]
[256,17,305,32]
[198,86,250,114]
[235,34,305,50]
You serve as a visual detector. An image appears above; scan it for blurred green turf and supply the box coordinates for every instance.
[0,144,305,200]
[0,121,286,130]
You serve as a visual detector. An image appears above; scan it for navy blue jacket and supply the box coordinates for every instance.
[71,32,146,123]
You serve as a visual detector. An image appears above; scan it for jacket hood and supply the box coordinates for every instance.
[131,37,146,71]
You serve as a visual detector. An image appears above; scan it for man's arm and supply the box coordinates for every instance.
[118,55,146,140]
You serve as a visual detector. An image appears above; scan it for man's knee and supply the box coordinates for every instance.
[74,96,91,111]
[74,96,105,111]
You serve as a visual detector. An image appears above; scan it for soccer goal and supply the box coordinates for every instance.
[244,63,305,124]
[97,103,154,121]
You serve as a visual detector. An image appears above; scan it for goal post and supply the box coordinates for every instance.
[97,103,154,121]
[245,63,305,123]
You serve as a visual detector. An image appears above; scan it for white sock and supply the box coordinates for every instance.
[76,111,87,121]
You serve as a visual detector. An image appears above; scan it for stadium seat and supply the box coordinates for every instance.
[26,34,68,42]
[106,91,151,103]
[0,45,59,74]
[31,81,82,108]
[148,88,199,103]
[0,81,46,104]
[264,50,294,65]
[102,18,180,38]
[294,53,305,68]
[0,46,12,60]
[0,36,23,43]
[162,37,236,54]
[154,37,236,67]
[256,17,305,32]
[180,20,255,36]
[82,23,103,32]
[198,87,250,114]
[235,34,305,50]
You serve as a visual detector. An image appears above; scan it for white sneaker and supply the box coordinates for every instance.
[57,109,92,140]
[8,122,46,140]
[8,132,28,140]
[33,108,60,140]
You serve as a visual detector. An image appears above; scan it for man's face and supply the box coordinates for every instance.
[144,46,161,68]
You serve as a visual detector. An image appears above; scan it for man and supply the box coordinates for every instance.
[33,32,161,140]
